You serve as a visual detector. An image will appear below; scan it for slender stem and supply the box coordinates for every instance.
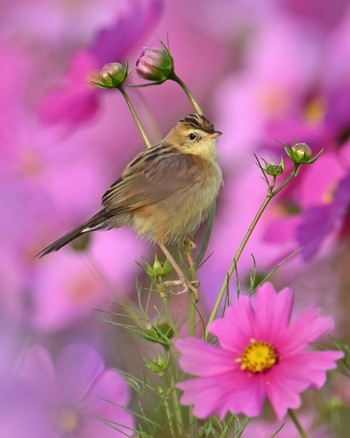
[161,293,179,338]
[188,264,197,336]
[289,409,308,438]
[163,391,177,438]
[169,352,185,434]
[205,195,272,338]
[118,87,152,149]
[205,164,300,338]
[171,73,203,114]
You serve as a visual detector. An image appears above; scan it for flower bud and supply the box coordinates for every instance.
[136,46,174,82]
[284,142,323,165]
[144,354,169,376]
[291,143,312,162]
[262,157,285,176]
[144,255,172,280]
[90,62,129,89]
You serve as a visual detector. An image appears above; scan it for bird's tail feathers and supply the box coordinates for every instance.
[37,211,108,257]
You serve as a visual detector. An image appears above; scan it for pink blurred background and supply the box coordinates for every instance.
[1,0,350,435]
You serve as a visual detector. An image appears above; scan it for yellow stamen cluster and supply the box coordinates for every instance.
[236,339,278,373]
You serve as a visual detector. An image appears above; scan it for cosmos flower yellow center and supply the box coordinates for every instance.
[237,339,278,373]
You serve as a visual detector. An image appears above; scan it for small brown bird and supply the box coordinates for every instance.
[38,113,223,294]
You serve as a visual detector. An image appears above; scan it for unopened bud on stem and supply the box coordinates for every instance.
[90,62,129,89]
[262,156,285,176]
[285,142,323,165]
[136,45,174,83]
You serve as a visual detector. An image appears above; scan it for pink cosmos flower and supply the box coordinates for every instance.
[3,343,135,437]
[176,282,343,420]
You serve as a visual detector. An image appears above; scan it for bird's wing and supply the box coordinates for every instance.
[102,147,201,212]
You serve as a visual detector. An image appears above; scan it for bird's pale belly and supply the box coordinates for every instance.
[132,168,222,243]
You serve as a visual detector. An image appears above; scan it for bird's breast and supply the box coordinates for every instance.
[132,159,222,243]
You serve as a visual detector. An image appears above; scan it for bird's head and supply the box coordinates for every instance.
[166,113,222,159]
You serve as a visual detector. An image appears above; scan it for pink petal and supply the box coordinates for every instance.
[266,370,303,420]
[84,369,130,411]
[222,372,266,420]
[81,388,135,438]
[281,307,335,355]
[266,350,343,419]
[39,51,100,126]
[175,338,238,376]
[89,0,163,66]
[80,417,134,438]
[178,369,266,419]
[209,296,255,352]
[279,351,343,389]
[254,283,293,343]
[55,344,105,404]
[18,345,56,402]
[303,351,344,387]
[264,216,301,243]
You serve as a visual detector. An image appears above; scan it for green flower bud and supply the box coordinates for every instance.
[291,143,312,162]
[262,156,285,176]
[90,62,129,89]
[136,45,174,83]
[144,255,172,280]
[144,354,169,376]
[285,142,323,165]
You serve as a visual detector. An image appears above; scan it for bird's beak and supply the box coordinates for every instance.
[207,130,223,139]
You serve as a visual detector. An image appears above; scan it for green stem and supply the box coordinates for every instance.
[289,409,308,438]
[119,87,152,149]
[161,293,179,338]
[171,73,203,114]
[188,264,197,336]
[163,391,177,438]
[205,164,300,338]
[169,352,185,434]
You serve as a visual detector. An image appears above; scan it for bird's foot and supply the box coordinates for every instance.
[162,279,199,301]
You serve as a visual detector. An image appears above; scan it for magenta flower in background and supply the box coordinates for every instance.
[297,170,350,261]
[4,344,135,437]
[263,146,350,262]
[40,0,163,127]
[176,282,343,420]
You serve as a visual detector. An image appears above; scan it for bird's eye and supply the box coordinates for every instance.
[189,133,197,141]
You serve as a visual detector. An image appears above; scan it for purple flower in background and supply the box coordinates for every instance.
[176,282,342,420]
[89,0,163,67]
[262,149,350,262]
[39,51,101,126]
[40,0,163,127]
[3,344,134,437]
[297,170,350,260]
